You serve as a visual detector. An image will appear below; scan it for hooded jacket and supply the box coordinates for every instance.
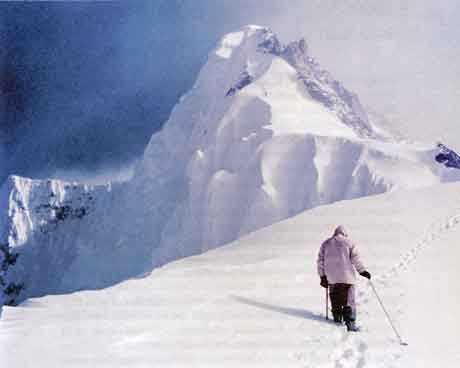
[317,226,366,284]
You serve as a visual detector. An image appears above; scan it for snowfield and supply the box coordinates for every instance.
[2,182,460,367]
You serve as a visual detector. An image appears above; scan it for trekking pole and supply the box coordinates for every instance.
[325,286,329,320]
[369,280,408,346]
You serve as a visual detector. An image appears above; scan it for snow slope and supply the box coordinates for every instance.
[1,25,459,307]
[1,182,460,367]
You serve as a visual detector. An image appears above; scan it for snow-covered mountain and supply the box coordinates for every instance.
[1,25,458,307]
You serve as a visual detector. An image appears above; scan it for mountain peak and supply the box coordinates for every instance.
[211,26,376,138]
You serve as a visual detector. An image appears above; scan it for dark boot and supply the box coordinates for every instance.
[345,320,359,332]
[343,306,359,332]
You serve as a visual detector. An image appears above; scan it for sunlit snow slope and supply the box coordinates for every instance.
[1,25,459,306]
[2,183,460,367]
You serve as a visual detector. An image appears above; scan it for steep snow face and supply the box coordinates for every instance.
[1,26,459,306]
[0,176,117,304]
[0,175,162,306]
[135,26,451,260]
[280,39,376,138]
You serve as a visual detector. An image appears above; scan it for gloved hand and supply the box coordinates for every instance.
[320,275,328,288]
[360,271,371,279]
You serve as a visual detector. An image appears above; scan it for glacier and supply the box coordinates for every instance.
[1,25,459,308]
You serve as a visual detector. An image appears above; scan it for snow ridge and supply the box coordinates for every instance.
[277,38,375,138]
[1,25,459,308]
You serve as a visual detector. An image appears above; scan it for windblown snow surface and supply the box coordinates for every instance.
[2,183,460,367]
[1,25,460,367]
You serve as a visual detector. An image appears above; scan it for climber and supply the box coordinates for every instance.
[317,225,371,331]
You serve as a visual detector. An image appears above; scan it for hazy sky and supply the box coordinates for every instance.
[2,1,459,182]
[269,0,460,149]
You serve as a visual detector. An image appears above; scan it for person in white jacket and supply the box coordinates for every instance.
[317,225,371,331]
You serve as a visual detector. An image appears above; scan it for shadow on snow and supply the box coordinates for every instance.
[231,295,335,325]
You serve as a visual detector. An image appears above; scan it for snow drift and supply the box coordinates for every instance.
[1,25,458,307]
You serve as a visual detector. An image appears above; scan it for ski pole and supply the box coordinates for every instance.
[326,286,329,320]
[369,280,408,346]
